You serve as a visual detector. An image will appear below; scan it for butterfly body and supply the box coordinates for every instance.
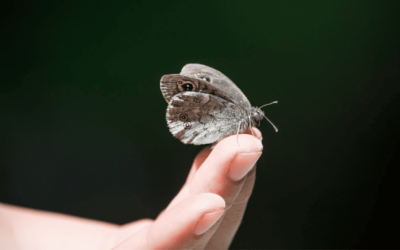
[160,64,276,145]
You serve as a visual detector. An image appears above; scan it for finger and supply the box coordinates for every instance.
[161,146,213,213]
[187,127,261,184]
[206,163,257,249]
[197,128,262,249]
[186,146,213,184]
[112,193,225,250]
[189,130,262,207]
[165,128,262,212]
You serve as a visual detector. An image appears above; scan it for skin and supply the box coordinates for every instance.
[0,128,263,250]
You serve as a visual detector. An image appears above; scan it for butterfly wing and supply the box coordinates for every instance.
[160,64,251,108]
[160,74,236,104]
[180,63,251,108]
[166,92,247,145]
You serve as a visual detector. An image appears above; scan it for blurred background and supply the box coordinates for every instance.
[1,1,399,248]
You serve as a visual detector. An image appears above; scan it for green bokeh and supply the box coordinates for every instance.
[1,1,399,248]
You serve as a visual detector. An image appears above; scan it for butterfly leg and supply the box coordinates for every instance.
[236,120,243,146]
[248,115,257,139]
[250,125,257,138]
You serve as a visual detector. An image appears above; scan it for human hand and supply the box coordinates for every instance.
[0,128,262,250]
[113,128,263,249]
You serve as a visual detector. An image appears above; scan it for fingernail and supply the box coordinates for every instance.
[254,139,263,150]
[229,152,262,181]
[194,209,225,235]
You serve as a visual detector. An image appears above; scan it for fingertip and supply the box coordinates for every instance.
[185,193,226,212]
[215,133,263,155]
[201,192,226,208]
[196,128,263,163]
[251,127,262,139]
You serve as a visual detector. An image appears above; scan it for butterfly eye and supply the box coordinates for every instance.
[179,113,189,122]
[182,84,193,91]
[177,80,197,92]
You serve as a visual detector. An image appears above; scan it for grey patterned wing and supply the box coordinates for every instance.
[160,74,237,105]
[166,92,247,145]
[180,63,251,108]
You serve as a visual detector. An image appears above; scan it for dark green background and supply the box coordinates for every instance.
[1,1,399,248]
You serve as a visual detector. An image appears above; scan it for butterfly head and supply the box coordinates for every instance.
[250,107,265,125]
[251,101,279,132]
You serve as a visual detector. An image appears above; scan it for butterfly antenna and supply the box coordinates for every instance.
[262,114,278,132]
[259,101,278,109]
[236,121,243,146]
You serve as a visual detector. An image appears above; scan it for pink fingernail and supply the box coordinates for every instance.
[194,210,225,235]
[229,152,262,181]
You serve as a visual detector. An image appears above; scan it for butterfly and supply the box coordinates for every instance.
[160,63,278,145]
